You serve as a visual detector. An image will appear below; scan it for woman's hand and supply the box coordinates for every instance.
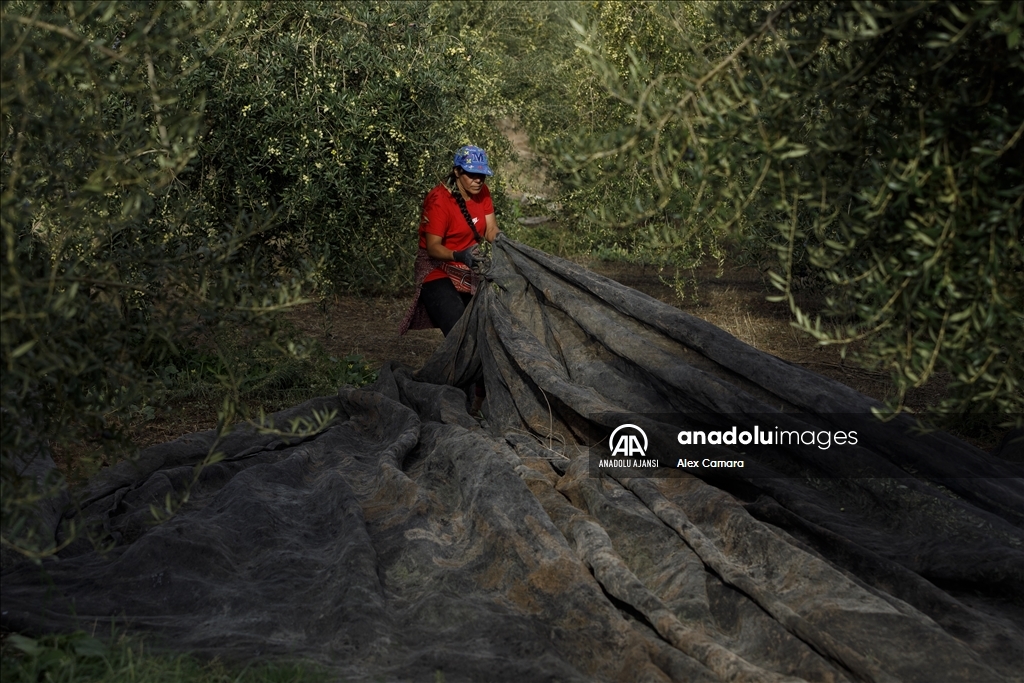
[452,247,479,268]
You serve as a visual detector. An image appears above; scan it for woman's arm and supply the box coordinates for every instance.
[484,213,500,243]
[424,233,456,261]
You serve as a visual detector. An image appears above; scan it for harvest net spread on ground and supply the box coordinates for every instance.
[3,238,1022,683]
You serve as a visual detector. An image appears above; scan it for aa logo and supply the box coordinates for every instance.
[609,424,648,458]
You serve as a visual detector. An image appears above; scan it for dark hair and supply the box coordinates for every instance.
[447,169,483,242]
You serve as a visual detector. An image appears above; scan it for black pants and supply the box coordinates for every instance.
[421,278,473,337]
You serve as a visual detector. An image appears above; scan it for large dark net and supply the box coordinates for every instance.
[4,237,1021,682]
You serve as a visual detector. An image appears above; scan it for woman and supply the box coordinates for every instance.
[399,145,500,337]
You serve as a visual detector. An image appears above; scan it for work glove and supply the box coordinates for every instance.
[452,247,478,269]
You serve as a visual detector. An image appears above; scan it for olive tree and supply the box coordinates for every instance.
[551,0,1023,421]
[186,0,513,292]
[1,1,312,560]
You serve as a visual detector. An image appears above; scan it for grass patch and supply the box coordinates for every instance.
[1,630,330,683]
[51,313,380,487]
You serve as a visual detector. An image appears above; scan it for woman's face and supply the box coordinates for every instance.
[456,168,486,196]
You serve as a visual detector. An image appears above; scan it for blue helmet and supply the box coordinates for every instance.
[453,145,493,176]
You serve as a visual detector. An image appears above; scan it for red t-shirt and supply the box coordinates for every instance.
[418,183,493,283]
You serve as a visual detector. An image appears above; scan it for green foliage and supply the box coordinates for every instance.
[1,0,514,562]
[1,630,328,682]
[0,1,313,560]
[186,1,511,292]
[544,0,1024,420]
[517,2,729,265]
[163,341,378,405]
